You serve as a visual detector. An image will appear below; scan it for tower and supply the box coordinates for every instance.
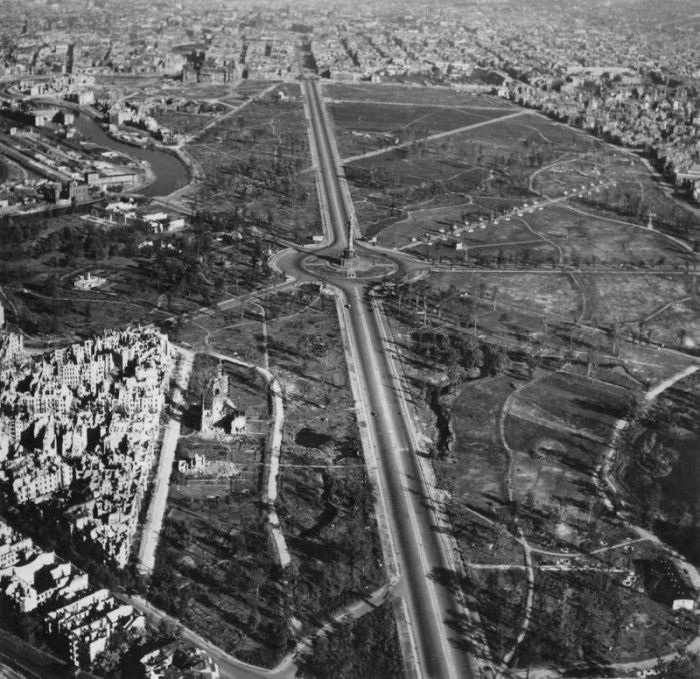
[342,218,356,261]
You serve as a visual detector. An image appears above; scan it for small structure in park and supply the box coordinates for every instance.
[74,271,106,291]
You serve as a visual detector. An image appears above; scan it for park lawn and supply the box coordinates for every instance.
[321,81,515,108]
[532,152,627,197]
[533,150,700,239]
[329,100,515,158]
[346,147,484,191]
[646,298,700,347]
[509,371,627,440]
[438,375,513,509]
[430,271,581,321]
[573,273,690,329]
[504,370,629,542]
[523,203,690,268]
[344,109,604,236]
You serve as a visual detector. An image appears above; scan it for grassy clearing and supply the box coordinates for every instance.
[574,273,691,329]
[646,297,700,347]
[438,375,513,509]
[503,371,632,549]
[322,82,514,108]
[434,271,581,320]
[329,101,513,158]
[533,151,700,239]
[342,110,603,241]
[523,203,690,268]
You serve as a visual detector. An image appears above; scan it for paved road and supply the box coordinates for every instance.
[289,77,476,679]
[128,595,296,679]
[137,348,194,574]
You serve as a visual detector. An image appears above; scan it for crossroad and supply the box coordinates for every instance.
[290,77,478,679]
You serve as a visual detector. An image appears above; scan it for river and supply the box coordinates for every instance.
[73,114,190,197]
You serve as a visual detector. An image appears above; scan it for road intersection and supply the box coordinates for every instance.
[133,76,486,679]
[269,77,482,679]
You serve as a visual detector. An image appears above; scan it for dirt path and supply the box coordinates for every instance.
[341,110,528,164]
[496,372,551,668]
[516,215,563,263]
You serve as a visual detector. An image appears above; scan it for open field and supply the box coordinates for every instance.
[183,83,320,241]
[388,198,696,271]
[431,271,582,320]
[342,111,604,239]
[573,273,692,328]
[438,375,513,509]
[375,196,533,248]
[328,100,515,158]
[533,150,700,241]
[421,268,699,353]
[505,371,629,544]
[520,203,692,268]
[322,82,515,109]
[343,103,700,270]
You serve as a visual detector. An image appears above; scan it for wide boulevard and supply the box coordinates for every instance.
[273,77,478,679]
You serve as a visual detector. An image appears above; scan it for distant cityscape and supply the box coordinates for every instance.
[0,1,697,217]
